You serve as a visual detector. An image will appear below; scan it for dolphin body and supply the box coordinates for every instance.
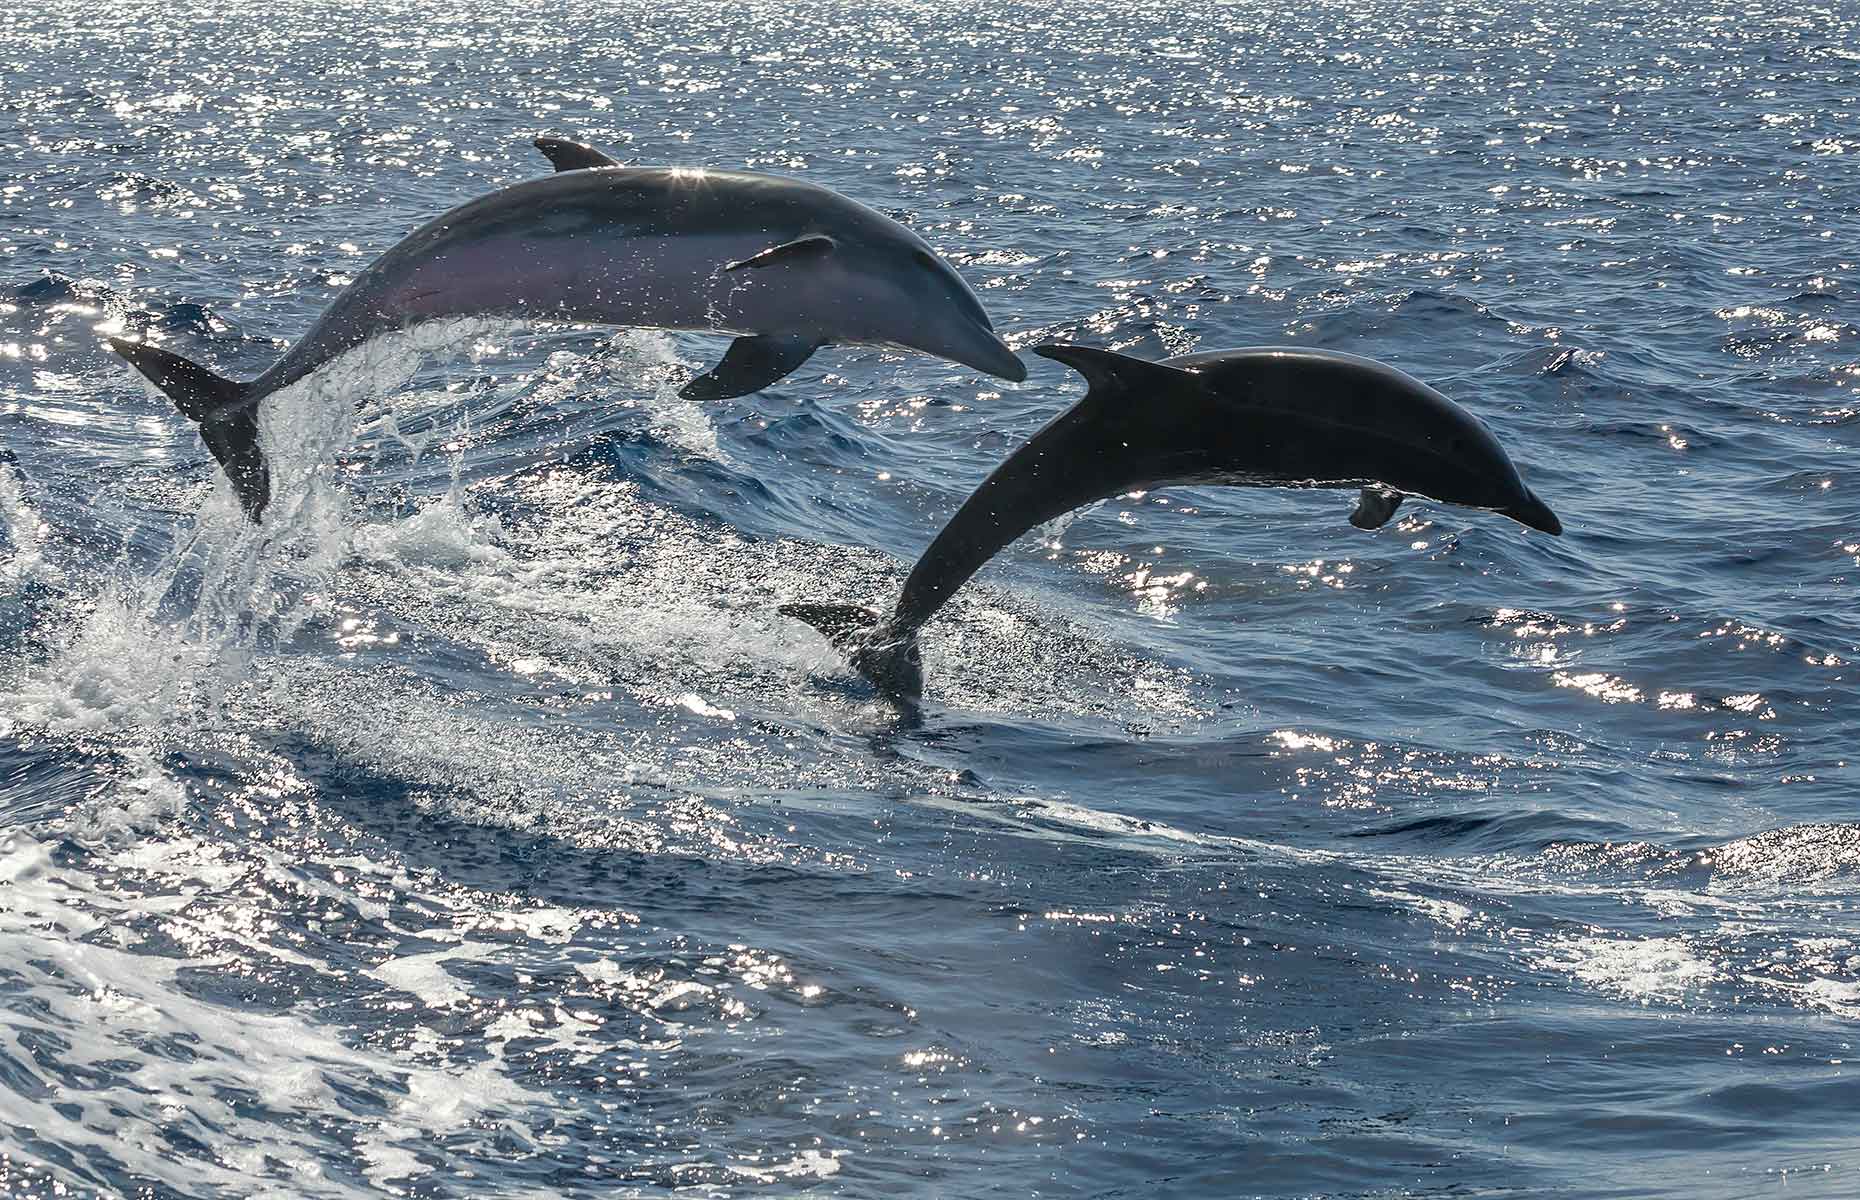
[107,137,1026,518]
[783,343,1561,703]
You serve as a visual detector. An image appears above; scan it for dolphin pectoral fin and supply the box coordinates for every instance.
[532,136,622,171]
[681,335,822,400]
[722,234,837,273]
[1349,486,1403,530]
[1033,343,1199,397]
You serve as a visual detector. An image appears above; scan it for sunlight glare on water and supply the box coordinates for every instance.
[2,0,1859,1197]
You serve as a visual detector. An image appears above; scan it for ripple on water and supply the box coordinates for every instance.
[4,0,1860,1196]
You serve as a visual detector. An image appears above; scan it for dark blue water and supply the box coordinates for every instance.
[3,1,1858,1196]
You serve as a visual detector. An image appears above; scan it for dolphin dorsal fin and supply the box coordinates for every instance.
[1033,343,1198,397]
[532,136,622,171]
[723,234,837,273]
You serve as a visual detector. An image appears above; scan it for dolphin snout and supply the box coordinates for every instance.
[946,323,1027,383]
[1502,489,1562,536]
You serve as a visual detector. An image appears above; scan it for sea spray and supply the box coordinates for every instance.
[5,319,521,731]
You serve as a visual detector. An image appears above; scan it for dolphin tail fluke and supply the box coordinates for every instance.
[779,603,924,703]
[107,338,271,520]
[780,603,879,648]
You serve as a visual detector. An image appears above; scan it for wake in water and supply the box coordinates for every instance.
[0,328,852,1196]
[0,799,589,1197]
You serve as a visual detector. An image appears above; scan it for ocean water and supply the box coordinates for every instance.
[2,0,1858,1195]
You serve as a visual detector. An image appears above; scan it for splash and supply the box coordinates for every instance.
[3,320,514,732]
[0,454,56,587]
[599,328,731,463]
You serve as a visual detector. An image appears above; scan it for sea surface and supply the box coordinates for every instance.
[2,1,1858,1196]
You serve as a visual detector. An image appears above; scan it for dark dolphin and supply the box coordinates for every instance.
[107,137,1025,519]
[782,342,1561,702]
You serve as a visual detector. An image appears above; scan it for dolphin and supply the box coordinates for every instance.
[782,342,1561,702]
[106,137,1026,518]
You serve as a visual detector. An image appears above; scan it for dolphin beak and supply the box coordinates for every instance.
[943,322,1027,383]
[1502,490,1562,536]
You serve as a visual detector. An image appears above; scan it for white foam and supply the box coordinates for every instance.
[1769,976,1860,1019]
[576,959,654,989]
[1369,886,1477,929]
[0,822,558,1197]
[1536,934,1718,1002]
[367,945,481,1008]
[349,462,508,572]
[64,748,188,840]
[731,1148,844,1182]
[482,905,585,943]
[677,692,737,721]
[6,586,221,731]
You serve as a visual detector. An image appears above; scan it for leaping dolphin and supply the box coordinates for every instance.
[107,137,1026,518]
[782,343,1561,703]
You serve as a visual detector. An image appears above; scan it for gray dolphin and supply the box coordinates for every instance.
[107,137,1026,518]
[782,342,1561,702]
